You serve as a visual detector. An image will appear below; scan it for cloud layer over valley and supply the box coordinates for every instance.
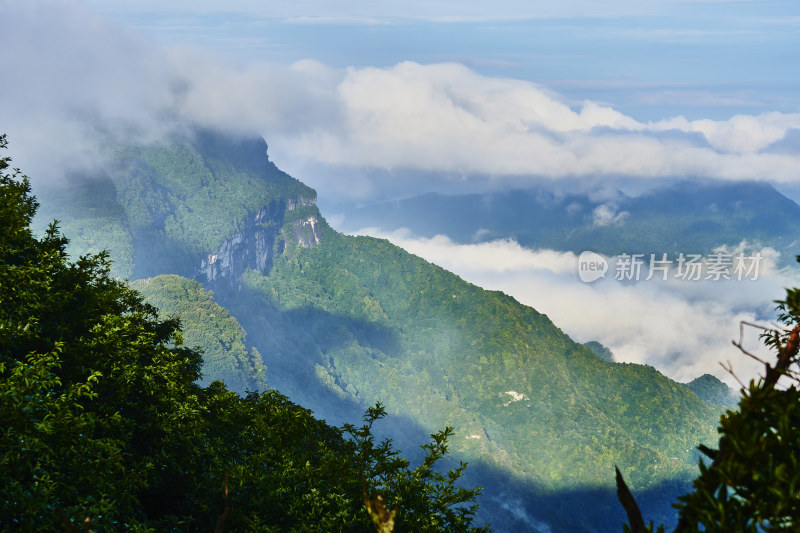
[353,229,798,387]
[3,2,800,205]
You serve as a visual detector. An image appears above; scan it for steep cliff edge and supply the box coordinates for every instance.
[34,127,327,288]
[198,197,324,289]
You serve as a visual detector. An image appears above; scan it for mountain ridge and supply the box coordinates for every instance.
[338,180,800,262]
[32,126,727,532]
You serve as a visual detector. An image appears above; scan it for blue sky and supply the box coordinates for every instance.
[84,0,800,121]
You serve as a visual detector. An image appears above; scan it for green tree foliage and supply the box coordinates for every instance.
[0,135,488,532]
[618,281,800,532]
[344,405,487,533]
[584,341,615,362]
[1,134,158,529]
[0,345,136,530]
[131,275,267,393]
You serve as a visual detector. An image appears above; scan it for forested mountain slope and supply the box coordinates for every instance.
[31,127,725,532]
[131,275,267,393]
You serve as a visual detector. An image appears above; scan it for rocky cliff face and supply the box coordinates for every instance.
[290,215,324,248]
[197,196,323,289]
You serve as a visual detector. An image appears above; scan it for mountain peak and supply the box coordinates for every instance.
[686,374,739,407]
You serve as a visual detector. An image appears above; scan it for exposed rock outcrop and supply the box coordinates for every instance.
[291,215,324,248]
[197,196,323,289]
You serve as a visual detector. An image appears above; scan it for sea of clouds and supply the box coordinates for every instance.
[3,1,800,387]
[352,228,799,387]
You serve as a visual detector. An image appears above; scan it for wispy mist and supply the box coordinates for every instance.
[354,228,798,387]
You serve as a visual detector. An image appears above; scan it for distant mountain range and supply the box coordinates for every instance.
[339,180,800,263]
[31,127,733,532]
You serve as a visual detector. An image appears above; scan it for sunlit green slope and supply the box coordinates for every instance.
[239,222,720,490]
[131,274,267,392]
[33,127,726,531]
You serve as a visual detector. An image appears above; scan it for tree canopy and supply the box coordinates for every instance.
[0,134,488,532]
[618,277,800,532]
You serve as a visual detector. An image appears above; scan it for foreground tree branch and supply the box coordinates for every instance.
[618,282,800,532]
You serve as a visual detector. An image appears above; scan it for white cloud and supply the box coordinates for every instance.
[653,112,800,153]
[0,1,175,178]
[3,4,800,200]
[165,50,345,136]
[354,228,577,275]
[635,89,764,109]
[0,2,342,181]
[268,62,800,196]
[356,229,799,388]
[592,204,629,227]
